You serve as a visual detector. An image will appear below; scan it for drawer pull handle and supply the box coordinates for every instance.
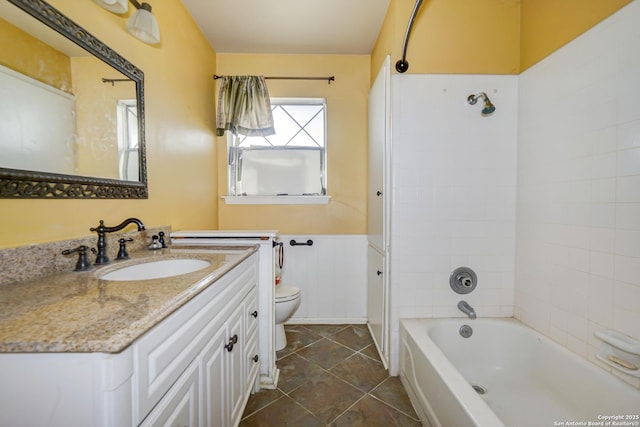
[224,334,238,352]
[251,310,258,318]
[253,354,259,363]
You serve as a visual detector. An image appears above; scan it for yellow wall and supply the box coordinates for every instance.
[0,0,218,248]
[0,17,72,91]
[520,0,633,71]
[2,0,635,248]
[372,0,633,77]
[371,0,520,79]
[216,54,369,234]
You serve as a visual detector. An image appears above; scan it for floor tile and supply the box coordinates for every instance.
[330,353,388,392]
[330,395,422,427]
[360,343,383,362]
[296,337,354,370]
[330,324,374,351]
[371,377,419,419]
[288,370,365,423]
[241,324,423,426]
[241,388,283,418]
[239,395,321,427]
[277,325,323,359]
[299,324,348,338]
[277,353,326,393]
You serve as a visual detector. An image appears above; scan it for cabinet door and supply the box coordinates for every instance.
[227,304,245,427]
[367,244,386,364]
[367,55,389,251]
[243,288,259,394]
[202,303,244,427]
[202,324,229,427]
[140,360,199,427]
[244,329,259,393]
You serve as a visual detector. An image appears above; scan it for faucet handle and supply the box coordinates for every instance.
[61,245,92,271]
[117,238,134,260]
[148,235,162,250]
[158,231,168,248]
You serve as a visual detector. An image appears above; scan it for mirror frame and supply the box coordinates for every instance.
[0,0,148,198]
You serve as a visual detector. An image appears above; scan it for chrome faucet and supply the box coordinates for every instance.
[457,300,476,319]
[90,218,145,264]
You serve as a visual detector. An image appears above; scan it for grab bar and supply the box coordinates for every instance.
[290,239,313,247]
[396,0,425,73]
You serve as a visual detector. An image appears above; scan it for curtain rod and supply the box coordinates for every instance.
[213,75,335,85]
[102,78,134,86]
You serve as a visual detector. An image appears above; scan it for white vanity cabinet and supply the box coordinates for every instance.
[139,359,200,427]
[137,254,259,427]
[0,252,259,427]
[200,289,259,427]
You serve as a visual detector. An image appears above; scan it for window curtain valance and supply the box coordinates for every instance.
[216,75,275,137]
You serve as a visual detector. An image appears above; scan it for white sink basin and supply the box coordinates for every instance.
[99,258,211,281]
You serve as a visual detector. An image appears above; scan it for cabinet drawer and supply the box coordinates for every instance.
[134,257,257,424]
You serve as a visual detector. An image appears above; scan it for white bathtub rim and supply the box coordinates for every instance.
[400,318,506,427]
[401,316,640,427]
[416,316,640,390]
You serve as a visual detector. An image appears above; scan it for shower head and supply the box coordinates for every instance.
[467,92,495,116]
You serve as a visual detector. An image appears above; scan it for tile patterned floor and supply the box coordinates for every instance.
[240,324,423,426]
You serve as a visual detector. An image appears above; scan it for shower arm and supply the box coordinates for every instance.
[396,0,425,73]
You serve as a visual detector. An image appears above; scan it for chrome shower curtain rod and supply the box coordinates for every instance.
[213,74,335,84]
[396,0,425,73]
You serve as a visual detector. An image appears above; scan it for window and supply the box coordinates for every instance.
[227,98,326,198]
[116,99,138,181]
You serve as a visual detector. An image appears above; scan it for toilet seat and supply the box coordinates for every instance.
[275,285,300,303]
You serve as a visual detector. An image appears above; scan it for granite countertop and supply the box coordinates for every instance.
[0,245,257,354]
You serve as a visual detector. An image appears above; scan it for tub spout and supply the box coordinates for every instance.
[458,300,476,319]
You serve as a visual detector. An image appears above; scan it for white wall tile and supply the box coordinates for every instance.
[516,0,640,386]
[387,74,518,373]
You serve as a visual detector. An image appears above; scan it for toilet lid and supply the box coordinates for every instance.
[275,285,300,302]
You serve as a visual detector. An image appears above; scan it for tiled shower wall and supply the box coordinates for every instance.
[388,74,519,374]
[516,1,640,387]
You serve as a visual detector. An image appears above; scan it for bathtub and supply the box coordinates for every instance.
[400,318,640,427]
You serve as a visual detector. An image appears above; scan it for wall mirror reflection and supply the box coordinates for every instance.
[0,0,147,198]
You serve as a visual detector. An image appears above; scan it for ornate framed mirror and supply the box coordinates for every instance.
[0,0,148,198]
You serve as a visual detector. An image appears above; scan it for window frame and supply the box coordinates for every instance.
[225,97,329,204]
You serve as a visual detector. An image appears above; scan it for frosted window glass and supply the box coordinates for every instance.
[229,98,326,196]
[238,150,322,195]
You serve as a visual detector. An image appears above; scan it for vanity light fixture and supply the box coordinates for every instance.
[94,0,128,14]
[94,0,161,45]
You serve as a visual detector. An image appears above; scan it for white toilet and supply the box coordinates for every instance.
[274,285,301,351]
